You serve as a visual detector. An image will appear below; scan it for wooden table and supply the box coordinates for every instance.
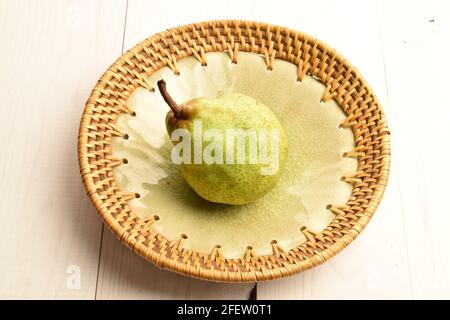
[1,0,449,299]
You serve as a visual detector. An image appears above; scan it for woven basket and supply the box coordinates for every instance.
[78,20,390,282]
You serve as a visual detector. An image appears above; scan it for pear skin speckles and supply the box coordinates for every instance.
[165,93,288,205]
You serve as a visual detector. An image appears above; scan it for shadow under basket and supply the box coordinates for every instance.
[78,20,391,282]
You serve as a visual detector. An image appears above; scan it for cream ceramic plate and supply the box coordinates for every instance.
[111,52,357,259]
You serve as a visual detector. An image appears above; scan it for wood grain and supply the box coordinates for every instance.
[121,0,257,52]
[0,0,126,299]
[94,0,257,300]
[1,0,448,299]
[96,231,253,299]
[256,0,412,299]
[378,0,450,299]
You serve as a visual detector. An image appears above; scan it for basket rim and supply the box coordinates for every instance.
[78,19,390,282]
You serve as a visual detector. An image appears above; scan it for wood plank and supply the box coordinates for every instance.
[0,0,127,299]
[378,0,450,299]
[257,0,412,299]
[96,231,253,300]
[121,0,257,52]
[95,0,257,300]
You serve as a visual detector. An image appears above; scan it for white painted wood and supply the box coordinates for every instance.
[96,231,253,300]
[257,0,412,299]
[258,166,411,299]
[0,0,127,299]
[378,0,450,299]
[121,0,257,53]
[1,0,448,299]
[94,0,257,300]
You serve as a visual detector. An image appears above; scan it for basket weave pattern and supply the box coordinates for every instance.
[78,20,390,282]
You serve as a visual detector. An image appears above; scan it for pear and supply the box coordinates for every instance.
[157,80,288,205]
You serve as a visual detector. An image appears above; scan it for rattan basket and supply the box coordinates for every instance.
[78,20,390,282]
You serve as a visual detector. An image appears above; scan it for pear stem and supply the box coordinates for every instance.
[157,79,183,118]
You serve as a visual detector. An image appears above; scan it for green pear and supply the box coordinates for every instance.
[157,80,288,205]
